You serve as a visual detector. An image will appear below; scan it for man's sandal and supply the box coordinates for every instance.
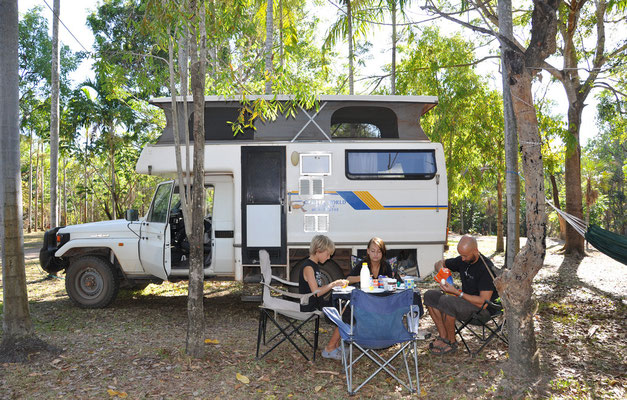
[430,341,457,355]
[429,337,451,350]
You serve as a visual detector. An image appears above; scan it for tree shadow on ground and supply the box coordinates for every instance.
[530,254,626,397]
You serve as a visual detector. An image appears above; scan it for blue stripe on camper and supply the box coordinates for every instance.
[335,191,370,210]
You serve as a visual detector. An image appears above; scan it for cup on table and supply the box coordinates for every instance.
[384,278,396,291]
[404,276,415,289]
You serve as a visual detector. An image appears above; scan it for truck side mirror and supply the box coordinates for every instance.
[125,209,139,221]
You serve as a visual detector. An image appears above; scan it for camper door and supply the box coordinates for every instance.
[139,181,173,280]
[241,146,286,265]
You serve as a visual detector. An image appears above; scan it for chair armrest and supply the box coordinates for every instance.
[271,275,298,287]
[262,282,320,305]
[481,300,504,314]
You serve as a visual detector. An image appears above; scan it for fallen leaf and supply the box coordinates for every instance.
[106,389,128,398]
[204,338,220,344]
[236,372,250,384]
[314,385,322,392]
[319,328,328,333]
[421,387,427,397]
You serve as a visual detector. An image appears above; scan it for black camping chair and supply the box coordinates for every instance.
[455,299,507,357]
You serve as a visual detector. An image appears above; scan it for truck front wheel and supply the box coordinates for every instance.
[66,256,120,308]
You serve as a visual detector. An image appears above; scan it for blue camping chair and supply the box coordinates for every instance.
[323,289,420,395]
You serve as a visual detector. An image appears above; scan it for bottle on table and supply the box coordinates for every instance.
[360,262,371,290]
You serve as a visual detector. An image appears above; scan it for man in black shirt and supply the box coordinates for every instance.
[423,235,498,354]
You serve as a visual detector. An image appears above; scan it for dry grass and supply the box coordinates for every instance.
[0,232,625,399]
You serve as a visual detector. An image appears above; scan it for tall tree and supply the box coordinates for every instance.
[380,0,411,94]
[541,0,627,256]
[1,0,31,344]
[424,0,559,381]
[324,0,376,94]
[498,0,520,266]
[0,0,58,362]
[49,0,60,228]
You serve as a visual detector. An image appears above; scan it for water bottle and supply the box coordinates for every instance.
[360,262,371,290]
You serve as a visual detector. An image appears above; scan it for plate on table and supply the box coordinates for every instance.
[333,286,355,292]
[364,288,384,293]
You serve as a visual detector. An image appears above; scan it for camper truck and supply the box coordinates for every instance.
[40,95,448,308]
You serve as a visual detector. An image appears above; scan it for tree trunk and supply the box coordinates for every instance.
[34,141,39,231]
[1,0,33,340]
[499,0,520,268]
[40,144,45,229]
[390,2,396,95]
[28,130,33,233]
[84,128,89,223]
[563,104,584,255]
[264,0,273,94]
[110,132,117,220]
[49,0,60,228]
[346,0,354,95]
[279,0,283,69]
[460,200,465,234]
[496,173,504,252]
[496,0,558,381]
[549,174,566,239]
[63,158,67,225]
[186,0,207,358]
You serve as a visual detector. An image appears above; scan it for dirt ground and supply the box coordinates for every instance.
[0,232,625,399]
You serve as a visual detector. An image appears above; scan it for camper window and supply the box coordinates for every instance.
[345,150,437,180]
[330,106,398,138]
[188,107,254,140]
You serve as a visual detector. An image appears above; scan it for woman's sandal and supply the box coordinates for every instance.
[429,337,451,350]
[430,341,457,355]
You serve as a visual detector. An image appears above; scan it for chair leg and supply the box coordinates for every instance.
[313,316,319,361]
[256,309,265,359]
[257,311,319,362]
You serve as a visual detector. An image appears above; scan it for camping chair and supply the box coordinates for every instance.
[255,250,321,361]
[455,299,508,357]
[323,289,420,395]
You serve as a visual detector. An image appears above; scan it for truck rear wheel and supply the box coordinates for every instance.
[66,256,120,308]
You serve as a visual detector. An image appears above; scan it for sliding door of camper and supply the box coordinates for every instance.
[241,146,286,264]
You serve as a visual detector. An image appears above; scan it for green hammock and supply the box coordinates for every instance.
[585,224,627,265]
[547,200,627,266]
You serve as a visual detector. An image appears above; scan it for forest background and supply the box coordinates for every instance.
[17,0,626,240]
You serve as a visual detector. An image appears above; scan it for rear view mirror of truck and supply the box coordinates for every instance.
[125,209,139,221]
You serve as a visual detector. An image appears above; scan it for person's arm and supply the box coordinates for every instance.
[303,265,347,296]
[345,264,362,285]
[439,281,493,308]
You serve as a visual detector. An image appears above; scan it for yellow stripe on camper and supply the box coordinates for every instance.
[354,191,384,210]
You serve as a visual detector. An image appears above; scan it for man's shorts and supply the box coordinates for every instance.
[423,289,489,322]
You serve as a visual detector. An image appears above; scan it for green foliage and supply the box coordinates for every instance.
[396,27,505,223]
[583,89,627,234]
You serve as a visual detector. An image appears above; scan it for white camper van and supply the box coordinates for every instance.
[40,95,448,308]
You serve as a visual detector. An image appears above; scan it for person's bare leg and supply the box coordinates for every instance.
[427,305,449,347]
[325,327,341,351]
[443,313,457,344]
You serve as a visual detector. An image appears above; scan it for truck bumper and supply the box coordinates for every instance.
[39,227,69,274]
